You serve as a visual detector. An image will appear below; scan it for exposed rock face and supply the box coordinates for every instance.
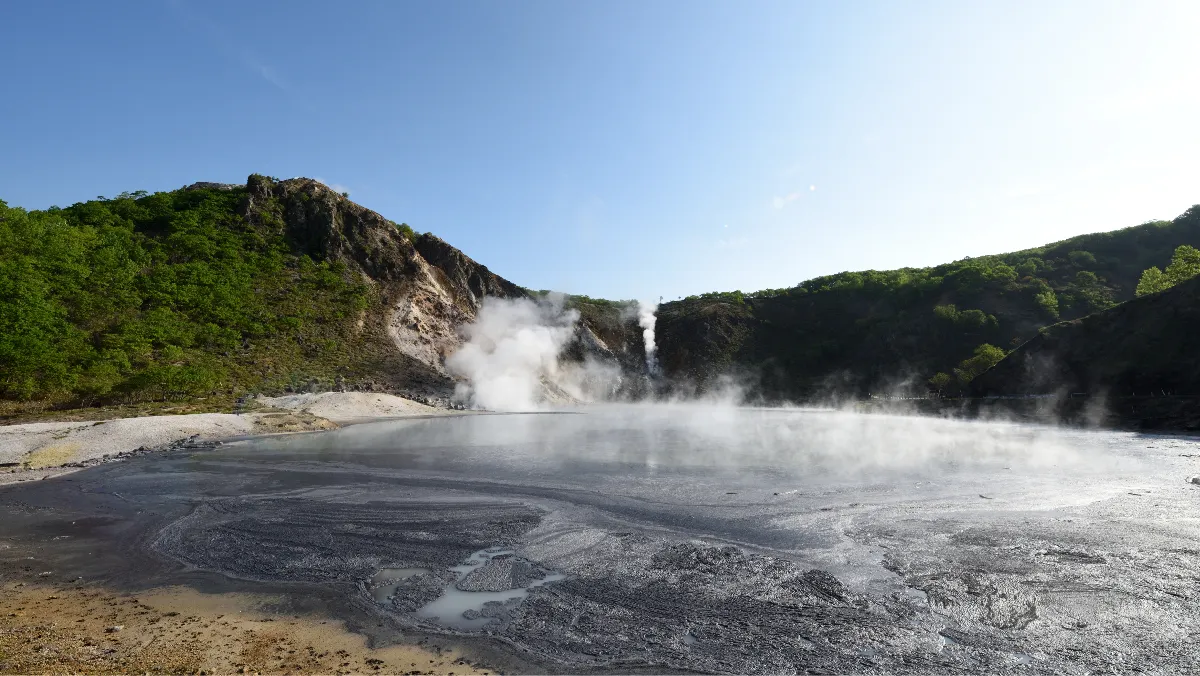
[182,181,241,191]
[561,301,654,399]
[235,176,530,396]
[246,176,424,281]
[655,301,754,393]
[234,175,644,402]
[414,235,525,308]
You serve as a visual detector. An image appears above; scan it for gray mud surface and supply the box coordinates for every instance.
[2,406,1199,673]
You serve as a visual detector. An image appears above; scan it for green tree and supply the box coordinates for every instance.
[1135,244,1200,296]
[1165,244,1200,282]
[1068,250,1096,267]
[1062,270,1115,314]
[389,221,417,243]
[0,181,372,405]
[928,371,952,395]
[1135,266,1170,296]
[933,304,959,322]
[953,344,1007,383]
[1033,287,1059,319]
[932,304,997,330]
[1015,257,1043,277]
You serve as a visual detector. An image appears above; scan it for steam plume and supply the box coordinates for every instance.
[638,302,659,376]
[446,297,579,411]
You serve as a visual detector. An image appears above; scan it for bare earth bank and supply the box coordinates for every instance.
[0,392,458,484]
[0,580,486,675]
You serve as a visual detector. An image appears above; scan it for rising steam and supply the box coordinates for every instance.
[638,302,659,376]
[445,297,579,412]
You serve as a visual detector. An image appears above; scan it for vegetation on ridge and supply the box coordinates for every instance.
[657,205,1200,398]
[1134,244,1200,297]
[972,272,1200,400]
[0,182,375,405]
[4,172,1199,411]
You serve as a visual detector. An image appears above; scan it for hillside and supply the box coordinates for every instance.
[4,174,1199,416]
[971,274,1200,398]
[654,205,1200,399]
[0,175,642,412]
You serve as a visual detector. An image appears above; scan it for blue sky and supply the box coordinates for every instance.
[3,1,1198,301]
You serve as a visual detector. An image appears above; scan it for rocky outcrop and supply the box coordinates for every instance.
[235,175,644,401]
[230,176,531,396]
[413,235,525,309]
[182,181,241,191]
[656,300,755,392]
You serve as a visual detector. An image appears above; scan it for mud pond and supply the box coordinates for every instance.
[2,405,1199,673]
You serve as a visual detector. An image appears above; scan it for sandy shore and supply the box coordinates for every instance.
[0,392,458,481]
[256,392,447,424]
[0,582,487,675]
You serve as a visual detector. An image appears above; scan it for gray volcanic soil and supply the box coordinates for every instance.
[2,406,1199,673]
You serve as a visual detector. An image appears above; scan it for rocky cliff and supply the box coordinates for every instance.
[240,176,653,401]
[242,176,533,398]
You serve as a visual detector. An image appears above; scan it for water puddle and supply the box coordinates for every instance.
[370,567,432,603]
[414,548,566,630]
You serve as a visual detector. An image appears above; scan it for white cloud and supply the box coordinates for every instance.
[772,191,801,209]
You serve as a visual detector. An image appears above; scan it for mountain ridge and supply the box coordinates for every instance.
[653,204,1200,400]
[0,175,648,414]
[3,174,1198,426]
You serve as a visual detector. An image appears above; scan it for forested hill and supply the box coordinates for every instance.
[0,175,650,414]
[0,176,532,409]
[655,204,1200,400]
[3,173,1198,413]
[971,273,1200,398]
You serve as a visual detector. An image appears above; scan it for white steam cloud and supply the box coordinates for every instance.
[446,297,579,412]
[638,302,659,376]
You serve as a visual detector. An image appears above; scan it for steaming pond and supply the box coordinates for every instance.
[3,406,1200,673]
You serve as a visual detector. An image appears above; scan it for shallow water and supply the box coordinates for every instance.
[414,548,567,630]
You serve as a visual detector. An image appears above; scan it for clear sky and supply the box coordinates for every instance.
[3,1,1198,301]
